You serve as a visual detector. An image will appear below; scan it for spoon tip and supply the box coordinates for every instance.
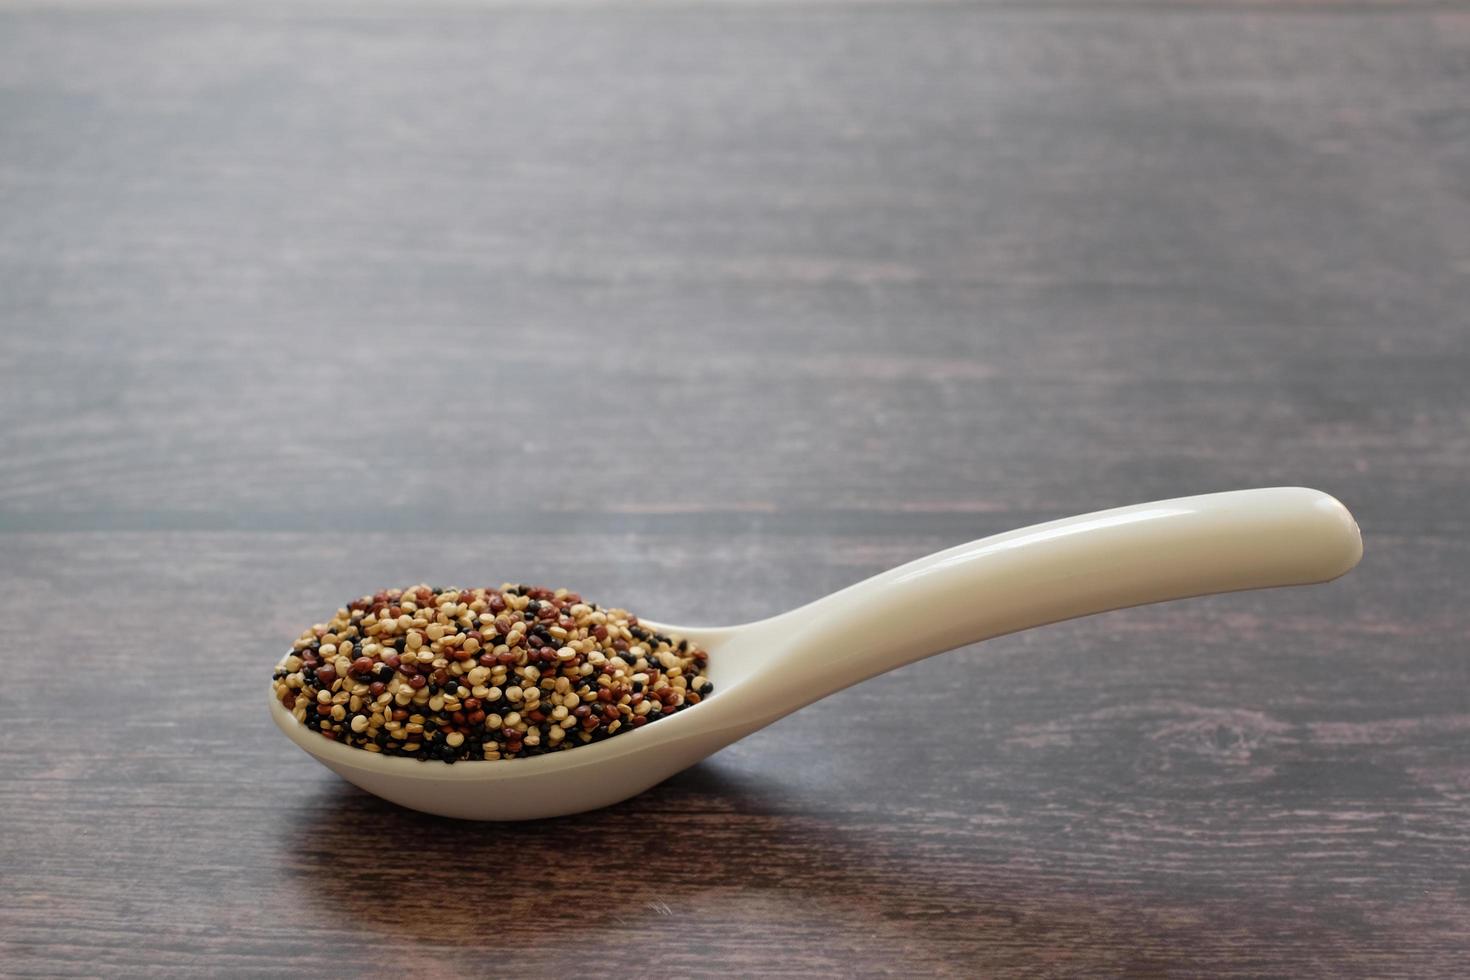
[1300,487,1363,580]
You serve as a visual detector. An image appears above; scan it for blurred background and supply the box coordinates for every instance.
[4,5,1465,536]
[1,1,1466,975]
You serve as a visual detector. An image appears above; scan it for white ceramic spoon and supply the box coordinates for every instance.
[270,486,1361,820]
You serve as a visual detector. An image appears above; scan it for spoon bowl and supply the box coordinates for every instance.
[271,487,1361,820]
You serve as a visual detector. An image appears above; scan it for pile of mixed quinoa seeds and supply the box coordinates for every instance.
[272,585,712,762]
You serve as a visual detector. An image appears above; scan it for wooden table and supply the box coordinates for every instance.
[2,1,1466,975]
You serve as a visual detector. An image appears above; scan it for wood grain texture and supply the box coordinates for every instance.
[0,1,1467,977]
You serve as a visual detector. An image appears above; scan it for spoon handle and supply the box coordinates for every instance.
[759,487,1361,704]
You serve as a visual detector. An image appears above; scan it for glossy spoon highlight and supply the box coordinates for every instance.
[270,486,1361,820]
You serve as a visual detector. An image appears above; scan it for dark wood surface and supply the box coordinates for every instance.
[2,1,1468,976]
